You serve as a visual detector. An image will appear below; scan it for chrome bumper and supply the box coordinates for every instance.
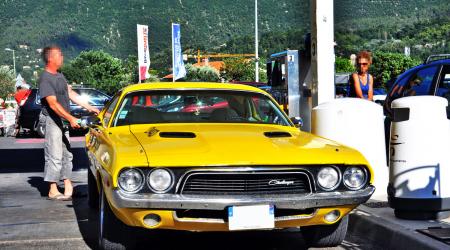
[110,185,375,210]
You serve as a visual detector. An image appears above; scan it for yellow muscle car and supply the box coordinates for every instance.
[85,82,374,250]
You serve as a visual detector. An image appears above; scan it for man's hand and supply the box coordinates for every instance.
[68,117,81,129]
[89,107,100,115]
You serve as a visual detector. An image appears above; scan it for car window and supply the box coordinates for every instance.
[103,94,120,126]
[111,90,290,127]
[389,66,438,98]
[71,89,110,106]
[436,65,450,96]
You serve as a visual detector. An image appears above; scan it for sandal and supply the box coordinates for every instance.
[47,194,71,201]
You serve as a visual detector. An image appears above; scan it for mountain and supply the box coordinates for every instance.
[0,0,449,74]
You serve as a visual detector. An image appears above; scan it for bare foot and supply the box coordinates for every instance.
[63,179,73,197]
[49,182,63,198]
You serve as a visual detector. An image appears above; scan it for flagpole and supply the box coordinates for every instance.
[172,23,175,83]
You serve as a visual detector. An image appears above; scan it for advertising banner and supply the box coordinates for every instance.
[137,24,150,82]
[172,23,186,81]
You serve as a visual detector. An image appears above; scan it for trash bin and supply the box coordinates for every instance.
[311,98,387,200]
[388,96,450,220]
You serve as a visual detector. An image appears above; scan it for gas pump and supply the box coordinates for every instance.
[267,48,313,131]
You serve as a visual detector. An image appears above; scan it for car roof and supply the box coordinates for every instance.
[121,82,269,95]
[396,58,450,82]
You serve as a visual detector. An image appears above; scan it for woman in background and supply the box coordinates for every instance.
[351,50,374,101]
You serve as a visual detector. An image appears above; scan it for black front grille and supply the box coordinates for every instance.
[180,172,311,195]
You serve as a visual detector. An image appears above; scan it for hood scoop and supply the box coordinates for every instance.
[264,131,292,138]
[159,132,196,138]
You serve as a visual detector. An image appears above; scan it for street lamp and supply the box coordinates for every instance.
[255,0,259,82]
[5,48,16,78]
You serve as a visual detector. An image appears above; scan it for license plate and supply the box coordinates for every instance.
[228,204,274,231]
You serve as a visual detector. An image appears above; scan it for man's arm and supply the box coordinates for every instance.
[45,95,80,129]
[68,86,100,115]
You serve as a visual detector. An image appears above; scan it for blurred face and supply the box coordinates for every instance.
[48,48,64,69]
[357,58,370,73]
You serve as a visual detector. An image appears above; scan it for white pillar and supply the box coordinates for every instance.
[255,0,259,82]
[310,0,335,107]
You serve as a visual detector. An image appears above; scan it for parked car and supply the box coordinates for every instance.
[384,54,450,118]
[20,87,110,137]
[85,82,375,249]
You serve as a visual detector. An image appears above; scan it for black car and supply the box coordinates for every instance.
[20,87,110,137]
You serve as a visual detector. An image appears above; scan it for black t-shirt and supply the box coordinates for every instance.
[38,71,70,125]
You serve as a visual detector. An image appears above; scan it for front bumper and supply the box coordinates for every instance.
[111,185,375,210]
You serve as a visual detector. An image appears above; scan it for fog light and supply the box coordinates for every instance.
[324,210,341,223]
[143,213,161,227]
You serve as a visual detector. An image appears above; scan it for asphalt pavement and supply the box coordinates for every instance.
[0,135,421,250]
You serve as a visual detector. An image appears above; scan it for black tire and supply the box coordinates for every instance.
[98,188,136,250]
[87,170,99,210]
[301,215,348,248]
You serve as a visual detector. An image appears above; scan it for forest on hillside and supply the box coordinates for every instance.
[0,0,449,81]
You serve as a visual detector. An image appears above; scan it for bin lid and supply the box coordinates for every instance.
[313,97,381,112]
[391,96,448,109]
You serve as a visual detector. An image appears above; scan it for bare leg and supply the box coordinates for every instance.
[64,179,73,197]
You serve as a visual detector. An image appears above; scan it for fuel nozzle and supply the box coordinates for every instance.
[76,118,88,129]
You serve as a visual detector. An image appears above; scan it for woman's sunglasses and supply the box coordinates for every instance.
[358,63,369,66]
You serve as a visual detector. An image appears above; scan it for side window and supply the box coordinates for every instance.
[406,66,438,96]
[436,65,450,97]
[103,94,120,126]
[389,66,438,98]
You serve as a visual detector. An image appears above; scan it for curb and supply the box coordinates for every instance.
[348,206,449,250]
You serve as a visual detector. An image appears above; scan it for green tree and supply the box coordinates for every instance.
[335,56,355,73]
[61,50,131,95]
[371,52,421,87]
[0,66,15,99]
[197,66,220,82]
[184,64,200,81]
[184,64,220,82]
[221,58,266,82]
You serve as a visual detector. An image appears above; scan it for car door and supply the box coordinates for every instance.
[385,65,440,117]
[87,93,121,176]
[434,64,450,117]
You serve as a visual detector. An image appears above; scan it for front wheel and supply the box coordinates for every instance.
[301,215,348,248]
[87,170,99,210]
[98,188,136,250]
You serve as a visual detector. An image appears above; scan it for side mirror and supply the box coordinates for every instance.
[80,115,102,128]
[290,117,303,128]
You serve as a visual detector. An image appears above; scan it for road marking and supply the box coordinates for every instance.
[15,137,85,144]
[0,237,84,245]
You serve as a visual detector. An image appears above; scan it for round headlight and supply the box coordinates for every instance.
[118,168,144,193]
[148,168,173,193]
[317,167,340,190]
[343,167,367,190]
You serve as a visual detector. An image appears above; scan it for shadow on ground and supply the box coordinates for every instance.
[0,147,88,173]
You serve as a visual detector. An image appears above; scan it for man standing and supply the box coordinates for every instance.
[39,46,99,200]
[13,83,31,137]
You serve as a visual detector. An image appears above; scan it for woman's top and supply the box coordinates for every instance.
[358,73,371,99]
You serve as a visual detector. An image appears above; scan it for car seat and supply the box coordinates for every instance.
[210,108,240,122]
[128,106,163,124]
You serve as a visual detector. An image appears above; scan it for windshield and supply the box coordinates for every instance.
[112,90,290,127]
[71,89,110,106]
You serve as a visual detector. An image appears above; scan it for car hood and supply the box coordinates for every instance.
[129,123,369,167]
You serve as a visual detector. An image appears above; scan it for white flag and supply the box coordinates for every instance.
[137,24,150,81]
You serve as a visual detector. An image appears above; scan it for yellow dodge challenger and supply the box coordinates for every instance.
[85,82,374,250]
